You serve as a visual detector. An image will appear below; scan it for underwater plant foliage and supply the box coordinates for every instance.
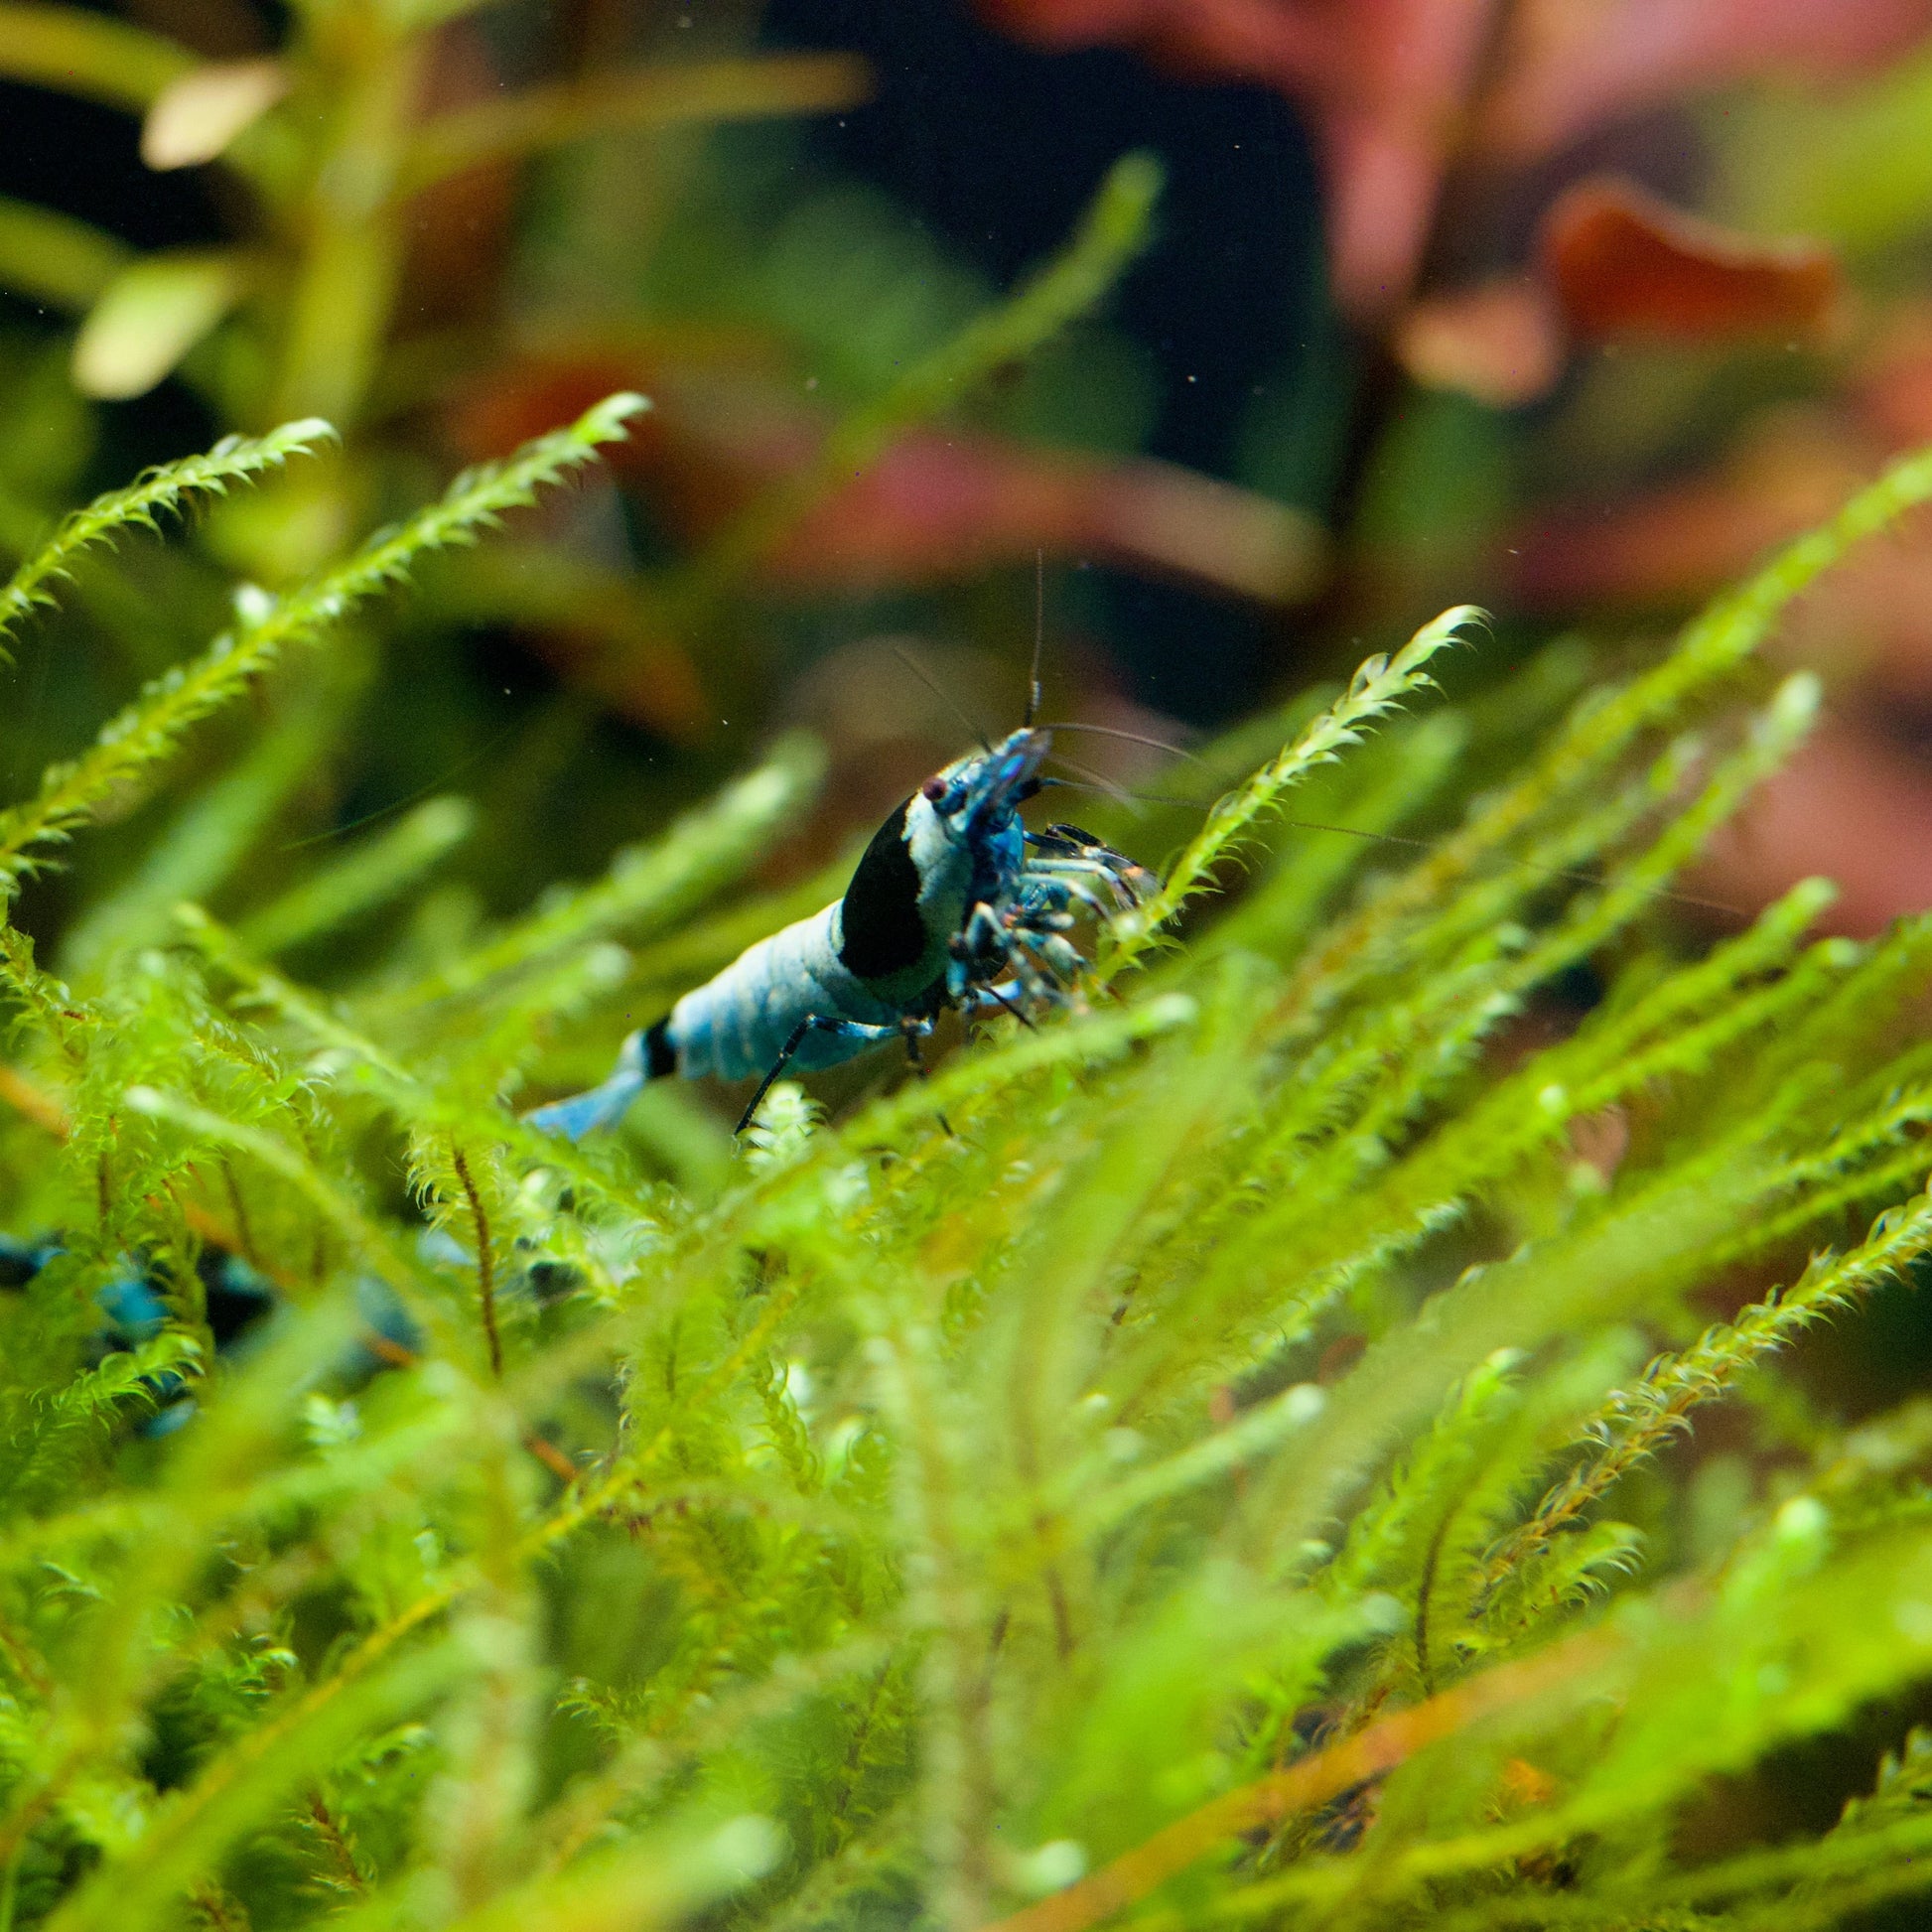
[0,391,1929,1932]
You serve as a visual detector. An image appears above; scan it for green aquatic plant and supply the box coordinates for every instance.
[1,397,1932,1932]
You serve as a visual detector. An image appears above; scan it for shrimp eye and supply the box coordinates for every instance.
[921,776,949,804]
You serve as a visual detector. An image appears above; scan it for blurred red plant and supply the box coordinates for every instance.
[1540,179,1842,343]
[1479,0,1932,159]
[451,349,1324,605]
[979,0,1494,314]
[1396,179,1846,407]
[979,0,1932,314]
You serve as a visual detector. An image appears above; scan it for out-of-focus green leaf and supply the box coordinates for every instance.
[140,57,289,171]
[239,796,477,959]
[0,1,195,113]
[70,250,252,401]
[0,196,129,315]
[1715,41,1932,252]
[399,54,874,195]
[61,674,360,977]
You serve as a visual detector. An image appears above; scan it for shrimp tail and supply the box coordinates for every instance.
[525,1020,673,1142]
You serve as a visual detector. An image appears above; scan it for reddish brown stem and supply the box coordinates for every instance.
[450,1143,500,1378]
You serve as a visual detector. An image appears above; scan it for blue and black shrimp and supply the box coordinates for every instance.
[0,1237,415,1434]
[526,727,1156,1140]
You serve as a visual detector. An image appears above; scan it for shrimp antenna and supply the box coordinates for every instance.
[1268,815,1747,918]
[1025,549,1045,729]
[889,642,993,753]
[1041,754,1143,812]
[1038,777,1197,808]
[1036,784,1747,919]
[1038,719,1209,765]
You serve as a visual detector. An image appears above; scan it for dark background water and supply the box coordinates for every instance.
[759,2,1332,722]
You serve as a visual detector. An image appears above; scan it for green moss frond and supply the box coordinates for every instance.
[0,414,1930,1932]
[0,394,644,895]
[1114,602,1479,966]
[0,417,336,649]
